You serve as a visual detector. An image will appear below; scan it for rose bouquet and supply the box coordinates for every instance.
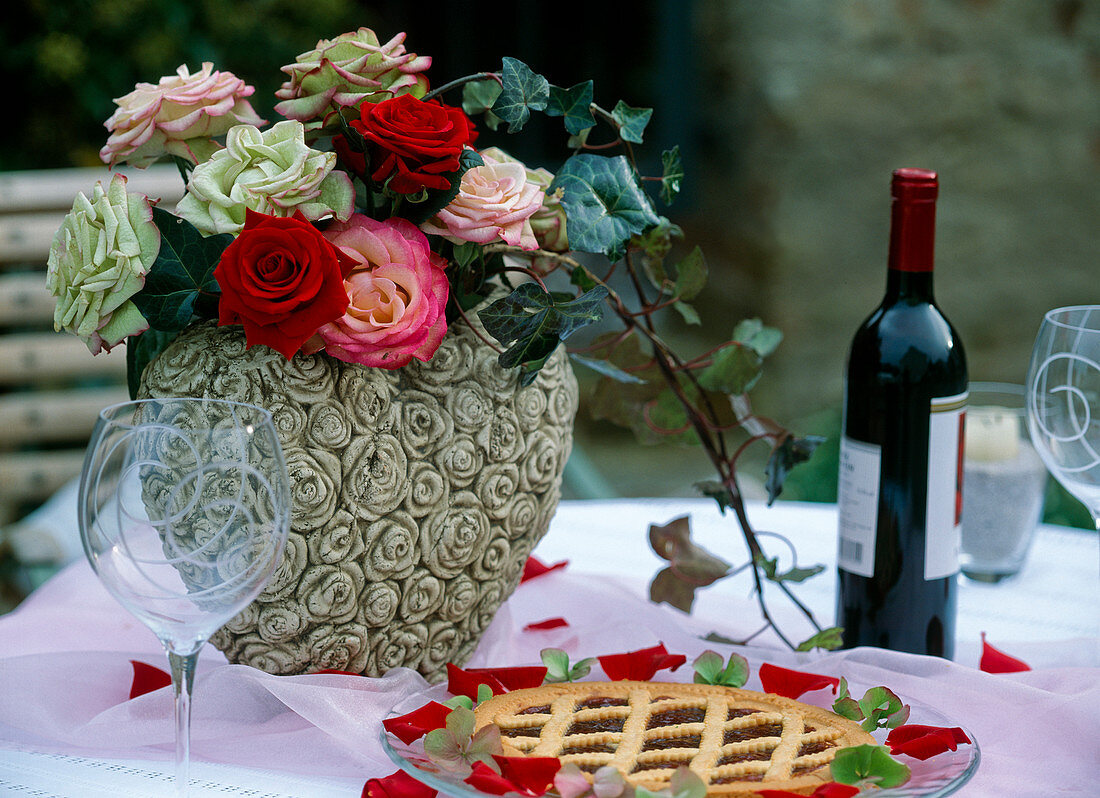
[47,27,835,651]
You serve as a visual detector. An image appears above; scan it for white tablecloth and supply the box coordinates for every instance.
[0,499,1096,797]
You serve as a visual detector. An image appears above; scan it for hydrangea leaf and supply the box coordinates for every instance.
[611,100,653,144]
[668,767,707,798]
[660,146,684,205]
[547,81,596,135]
[551,153,661,260]
[692,650,748,688]
[857,686,911,732]
[131,207,227,332]
[541,648,571,683]
[491,57,549,132]
[765,434,827,505]
[830,744,911,789]
[125,328,176,400]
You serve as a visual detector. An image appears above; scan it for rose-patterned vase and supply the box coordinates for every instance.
[139,318,577,680]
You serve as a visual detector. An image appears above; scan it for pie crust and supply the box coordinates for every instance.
[472,680,876,795]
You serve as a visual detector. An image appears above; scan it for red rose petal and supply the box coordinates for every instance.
[886,724,972,761]
[979,632,1031,673]
[757,663,840,699]
[382,701,452,745]
[314,669,363,676]
[463,665,548,691]
[129,660,171,699]
[523,618,569,632]
[464,762,520,796]
[446,662,506,700]
[598,643,687,681]
[521,557,568,583]
[362,769,438,798]
[493,754,561,796]
[758,784,859,798]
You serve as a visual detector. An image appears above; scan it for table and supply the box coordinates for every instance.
[0,499,1096,796]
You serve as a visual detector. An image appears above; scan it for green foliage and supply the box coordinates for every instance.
[692,650,749,687]
[830,744,911,789]
[423,706,502,774]
[660,146,684,205]
[125,328,176,400]
[462,80,503,130]
[490,57,549,133]
[832,678,911,732]
[541,648,595,683]
[610,100,653,144]
[648,515,731,612]
[754,552,825,585]
[795,627,844,652]
[546,81,596,135]
[765,434,827,505]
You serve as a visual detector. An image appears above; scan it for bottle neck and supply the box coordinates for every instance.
[885,268,935,302]
[886,185,936,302]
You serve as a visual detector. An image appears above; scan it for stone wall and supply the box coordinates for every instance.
[687,0,1099,425]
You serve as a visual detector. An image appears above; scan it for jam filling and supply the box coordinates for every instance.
[641,734,702,751]
[632,761,682,773]
[723,722,782,744]
[518,704,551,715]
[797,741,832,757]
[716,750,772,766]
[567,718,625,735]
[561,743,616,755]
[727,708,761,720]
[579,697,629,708]
[792,763,826,776]
[712,772,765,784]
[647,708,706,728]
[501,726,543,738]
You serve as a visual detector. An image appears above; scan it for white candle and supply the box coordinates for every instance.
[965,406,1020,462]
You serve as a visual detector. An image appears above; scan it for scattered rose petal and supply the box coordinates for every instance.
[758,663,840,699]
[979,632,1031,673]
[757,784,859,798]
[464,665,549,691]
[493,754,561,795]
[525,618,569,632]
[382,701,451,744]
[447,663,507,700]
[521,557,568,583]
[129,660,171,699]
[464,762,521,796]
[314,669,363,676]
[598,643,686,681]
[886,724,972,760]
[362,769,438,798]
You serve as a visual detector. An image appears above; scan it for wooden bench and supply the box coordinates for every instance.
[0,165,184,527]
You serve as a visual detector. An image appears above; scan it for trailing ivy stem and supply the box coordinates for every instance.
[422,72,501,102]
[449,299,503,354]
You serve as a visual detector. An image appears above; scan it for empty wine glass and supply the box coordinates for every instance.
[78,398,291,796]
[1026,305,1100,530]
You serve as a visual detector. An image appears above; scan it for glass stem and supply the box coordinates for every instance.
[168,649,199,798]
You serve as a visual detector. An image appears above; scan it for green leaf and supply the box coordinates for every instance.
[692,650,749,687]
[541,648,571,683]
[611,100,653,144]
[444,694,474,711]
[551,154,661,260]
[732,318,783,357]
[857,686,911,732]
[832,678,864,721]
[131,207,228,332]
[648,516,731,613]
[547,81,596,134]
[673,246,707,301]
[462,79,503,129]
[478,282,607,378]
[695,480,736,514]
[125,328,176,400]
[452,241,481,268]
[668,767,707,798]
[490,57,549,132]
[673,301,701,326]
[570,658,596,681]
[830,744,911,789]
[697,343,763,395]
[660,146,684,205]
[797,627,845,652]
[570,353,647,384]
[765,434,827,505]
[445,705,475,739]
[755,553,826,585]
[475,683,495,706]
[569,265,599,293]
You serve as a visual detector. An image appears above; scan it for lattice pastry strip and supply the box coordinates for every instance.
[473,680,876,796]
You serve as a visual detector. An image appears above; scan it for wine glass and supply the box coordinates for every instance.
[78,398,291,796]
[1026,305,1100,530]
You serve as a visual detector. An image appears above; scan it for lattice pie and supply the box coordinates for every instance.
[472,680,875,795]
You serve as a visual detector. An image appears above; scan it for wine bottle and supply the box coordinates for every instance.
[835,168,968,658]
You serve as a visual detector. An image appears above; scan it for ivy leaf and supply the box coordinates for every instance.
[648,516,731,612]
[490,57,549,132]
[732,318,783,357]
[830,744,911,789]
[479,282,608,384]
[672,246,707,301]
[695,480,736,514]
[660,145,684,205]
[462,79,504,130]
[765,434,827,505]
[551,153,661,260]
[697,342,763,395]
[131,207,227,332]
[754,553,826,585]
[547,81,596,135]
[569,265,599,293]
[570,352,647,384]
[692,650,749,687]
[796,627,845,652]
[611,100,653,144]
[125,328,176,400]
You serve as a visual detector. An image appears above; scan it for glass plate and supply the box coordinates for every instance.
[380,680,980,798]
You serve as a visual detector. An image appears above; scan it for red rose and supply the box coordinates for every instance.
[215,209,351,358]
[350,94,476,194]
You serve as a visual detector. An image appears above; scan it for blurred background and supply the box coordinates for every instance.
[1,0,1097,607]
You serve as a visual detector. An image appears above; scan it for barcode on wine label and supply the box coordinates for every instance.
[839,537,863,564]
[836,435,880,577]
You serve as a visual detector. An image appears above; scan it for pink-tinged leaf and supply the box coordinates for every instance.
[382,701,452,744]
[598,643,687,681]
[521,557,568,583]
[464,665,549,691]
[979,632,1030,673]
[553,763,593,798]
[525,617,569,631]
[129,660,171,699]
[493,755,561,795]
[886,724,972,761]
[758,663,840,699]
[362,769,439,798]
[757,784,859,798]
[447,663,507,700]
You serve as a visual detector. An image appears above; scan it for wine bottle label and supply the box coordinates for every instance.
[836,435,881,577]
[924,392,967,580]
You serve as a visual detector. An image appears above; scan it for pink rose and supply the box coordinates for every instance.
[317,215,449,369]
[100,63,266,168]
[419,153,543,249]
